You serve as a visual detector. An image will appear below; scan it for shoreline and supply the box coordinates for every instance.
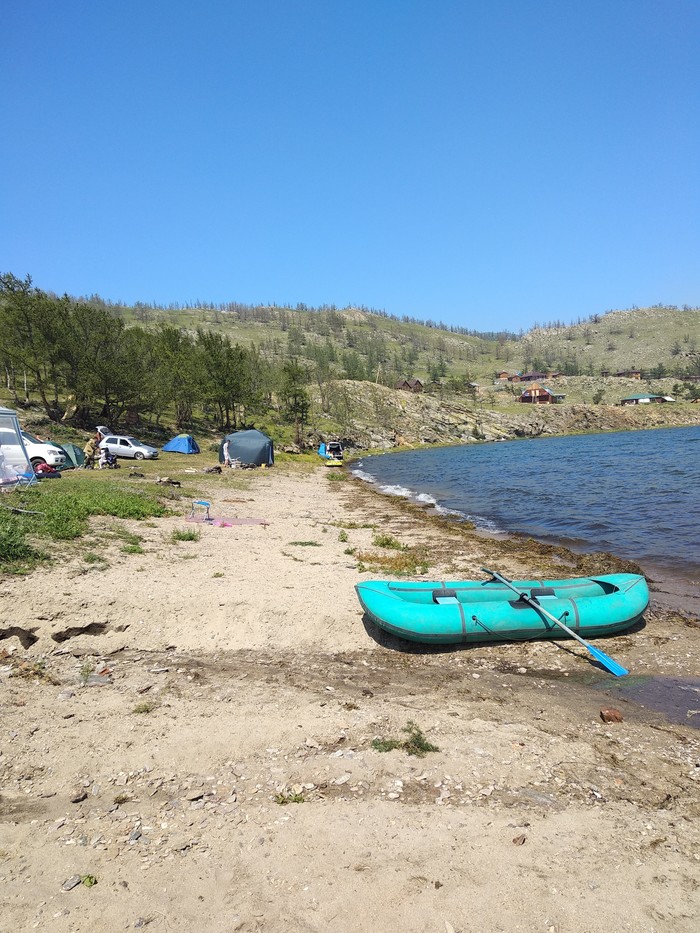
[346,428,700,618]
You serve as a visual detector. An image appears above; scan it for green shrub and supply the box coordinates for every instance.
[171,528,200,542]
[372,533,405,550]
[371,721,440,758]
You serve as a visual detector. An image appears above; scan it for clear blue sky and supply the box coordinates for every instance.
[3,0,699,330]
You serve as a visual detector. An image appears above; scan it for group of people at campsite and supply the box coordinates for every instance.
[82,428,117,470]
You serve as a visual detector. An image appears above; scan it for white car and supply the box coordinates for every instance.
[20,431,67,469]
[0,428,67,470]
[99,435,159,460]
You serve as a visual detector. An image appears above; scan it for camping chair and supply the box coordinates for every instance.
[189,499,212,522]
[0,469,38,491]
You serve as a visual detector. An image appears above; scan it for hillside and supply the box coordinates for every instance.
[111,300,700,386]
[520,306,700,377]
[3,274,700,452]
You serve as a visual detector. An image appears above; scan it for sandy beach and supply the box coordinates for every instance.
[1,462,699,932]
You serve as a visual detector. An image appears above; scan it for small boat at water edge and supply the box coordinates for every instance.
[355,574,649,645]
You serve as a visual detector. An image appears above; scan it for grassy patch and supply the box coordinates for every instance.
[212,571,224,578]
[83,552,109,568]
[331,520,376,530]
[0,478,166,573]
[371,721,440,758]
[372,533,405,550]
[326,471,350,482]
[132,700,158,714]
[338,530,348,542]
[275,792,305,805]
[121,543,144,554]
[288,540,322,547]
[1,652,60,685]
[355,547,429,576]
[171,528,200,542]
[0,515,45,572]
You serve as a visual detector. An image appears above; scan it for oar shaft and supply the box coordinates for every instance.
[482,568,628,677]
[484,568,587,645]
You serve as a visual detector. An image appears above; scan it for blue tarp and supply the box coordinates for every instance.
[318,441,343,461]
[163,434,200,454]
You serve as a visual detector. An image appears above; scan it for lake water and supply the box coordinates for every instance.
[352,426,700,582]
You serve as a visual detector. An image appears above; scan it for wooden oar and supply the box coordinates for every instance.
[482,568,629,677]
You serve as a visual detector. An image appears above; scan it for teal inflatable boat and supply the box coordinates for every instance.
[355,574,649,645]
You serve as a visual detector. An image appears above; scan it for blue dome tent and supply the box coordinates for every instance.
[162,434,200,454]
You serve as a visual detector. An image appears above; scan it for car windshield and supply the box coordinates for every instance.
[125,437,144,445]
[22,432,41,444]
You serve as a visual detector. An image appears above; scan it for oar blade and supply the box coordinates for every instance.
[586,644,629,677]
[482,566,629,677]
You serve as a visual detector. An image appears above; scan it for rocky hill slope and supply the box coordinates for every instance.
[313,380,700,451]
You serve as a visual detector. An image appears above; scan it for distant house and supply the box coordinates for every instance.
[395,378,423,393]
[520,372,547,382]
[507,373,523,383]
[620,394,675,405]
[545,371,563,380]
[518,383,565,404]
[614,370,642,379]
[495,371,511,381]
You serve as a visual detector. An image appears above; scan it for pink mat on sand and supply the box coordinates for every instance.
[186,515,269,526]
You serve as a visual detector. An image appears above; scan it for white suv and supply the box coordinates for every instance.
[20,431,67,469]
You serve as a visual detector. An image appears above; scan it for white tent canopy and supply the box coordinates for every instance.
[0,407,34,487]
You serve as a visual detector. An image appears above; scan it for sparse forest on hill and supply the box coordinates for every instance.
[1,272,699,449]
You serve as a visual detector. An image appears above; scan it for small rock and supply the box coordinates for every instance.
[512,833,527,845]
[600,707,624,723]
[62,875,81,892]
[70,788,88,804]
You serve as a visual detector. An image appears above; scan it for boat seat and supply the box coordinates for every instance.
[432,588,459,605]
[530,587,556,598]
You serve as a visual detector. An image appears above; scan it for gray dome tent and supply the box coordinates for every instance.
[219,429,274,467]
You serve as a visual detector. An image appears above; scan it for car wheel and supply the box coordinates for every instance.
[31,457,46,468]
[134,452,145,460]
